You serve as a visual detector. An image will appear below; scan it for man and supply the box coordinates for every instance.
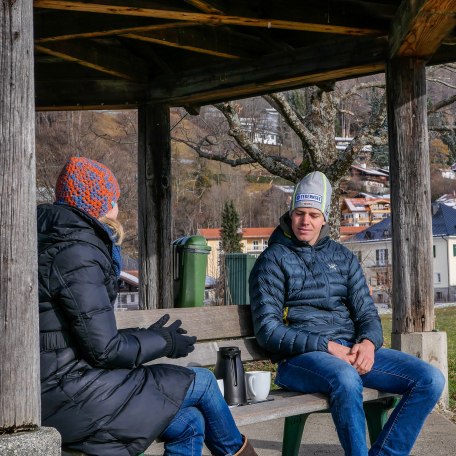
[249,171,444,456]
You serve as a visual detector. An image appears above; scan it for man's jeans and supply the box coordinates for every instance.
[275,346,445,456]
[159,367,243,456]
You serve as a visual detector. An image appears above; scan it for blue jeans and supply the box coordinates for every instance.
[275,346,445,456]
[159,367,243,456]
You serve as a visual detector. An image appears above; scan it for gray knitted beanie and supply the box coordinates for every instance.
[289,171,332,220]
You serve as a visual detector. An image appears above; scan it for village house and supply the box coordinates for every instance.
[239,108,282,146]
[344,203,456,304]
[197,227,274,279]
[349,164,390,195]
[116,270,140,310]
[341,197,391,227]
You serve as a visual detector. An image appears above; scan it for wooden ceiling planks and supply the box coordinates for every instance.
[32,0,456,110]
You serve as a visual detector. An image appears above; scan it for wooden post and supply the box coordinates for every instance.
[386,57,434,336]
[0,0,40,430]
[137,104,173,309]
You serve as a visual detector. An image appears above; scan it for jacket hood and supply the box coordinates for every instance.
[268,211,330,249]
[37,203,112,254]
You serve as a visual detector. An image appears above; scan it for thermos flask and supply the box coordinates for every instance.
[214,346,247,405]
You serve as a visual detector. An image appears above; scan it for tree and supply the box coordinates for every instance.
[174,82,388,238]
[173,67,456,238]
[220,201,243,253]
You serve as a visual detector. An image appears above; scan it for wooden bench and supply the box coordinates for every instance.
[63,305,397,455]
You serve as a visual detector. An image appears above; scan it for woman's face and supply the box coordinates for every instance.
[105,203,119,221]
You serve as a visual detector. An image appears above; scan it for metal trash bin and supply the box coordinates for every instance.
[172,235,211,307]
[224,253,257,305]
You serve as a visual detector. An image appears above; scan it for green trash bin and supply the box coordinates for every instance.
[172,235,211,308]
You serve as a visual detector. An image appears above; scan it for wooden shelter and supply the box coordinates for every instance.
[1,0,455,439]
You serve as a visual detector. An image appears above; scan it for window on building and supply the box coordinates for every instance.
[262,240,268,249]
[376,249,388,266]
[435,273,441,283]
[252,240,260,251]
[433,245,436,258]
[436,291,443,302]
[453,244,456,257]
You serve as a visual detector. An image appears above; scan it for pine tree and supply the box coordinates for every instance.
[220,201,242,253]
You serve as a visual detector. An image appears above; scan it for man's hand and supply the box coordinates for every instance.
[327,341,356,365]
[350,339,375,375]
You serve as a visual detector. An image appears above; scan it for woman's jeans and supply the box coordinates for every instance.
[275,346,445,456]
[159,367,243,456]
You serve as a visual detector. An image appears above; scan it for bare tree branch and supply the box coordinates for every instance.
[173,136,257,166]
[428,94,456,113]
[329,98,388,180]
[427,77,456,90]
[429,125,456,133]
[339,81,385,101]
[265,92,319,169]
[214,102,299,182]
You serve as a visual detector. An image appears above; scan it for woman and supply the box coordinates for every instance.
[38,157,257,456]
[249,171,445,456]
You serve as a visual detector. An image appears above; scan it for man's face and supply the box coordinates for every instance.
[290,208,326,245]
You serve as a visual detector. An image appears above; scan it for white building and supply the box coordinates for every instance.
[239,108,281,145]
[344,203,456,304]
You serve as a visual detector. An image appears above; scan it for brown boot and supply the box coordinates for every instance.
[233,435,258,456]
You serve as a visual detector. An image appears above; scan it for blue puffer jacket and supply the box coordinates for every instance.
[249,214,383,361]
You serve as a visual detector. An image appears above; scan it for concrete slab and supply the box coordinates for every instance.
[392,331,449,408]
[145,411,456,455]
[0,426,61,455]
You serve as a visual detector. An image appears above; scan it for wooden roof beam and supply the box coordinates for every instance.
[124,26,267,60]
[184,0,224,14]
[35,20,199,43]
[34,0,385,35]
[35,40,148,80]
[148,36,388,106]
[389,0,456,58]
[35,79,147,110]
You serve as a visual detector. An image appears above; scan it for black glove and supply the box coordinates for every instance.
[148,313,171,330]
[155,319,197,359]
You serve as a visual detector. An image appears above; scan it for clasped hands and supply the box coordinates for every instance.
[327,339,375,375]
[149,314,197,359]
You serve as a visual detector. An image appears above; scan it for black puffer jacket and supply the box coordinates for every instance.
[38,204,194,456]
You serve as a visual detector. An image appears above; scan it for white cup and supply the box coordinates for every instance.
[216,378,224,396]
[245,371,271,402]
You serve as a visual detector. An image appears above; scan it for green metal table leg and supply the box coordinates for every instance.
[364,397,400,445]
[282,413,310,456]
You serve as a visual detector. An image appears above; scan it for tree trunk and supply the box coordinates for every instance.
[138,104,173,309]
[0,0,40,431]
[386,58,434,335]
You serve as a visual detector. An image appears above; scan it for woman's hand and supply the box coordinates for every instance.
[350,339,375,375]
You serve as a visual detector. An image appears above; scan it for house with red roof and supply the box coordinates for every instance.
[198,227,275,279]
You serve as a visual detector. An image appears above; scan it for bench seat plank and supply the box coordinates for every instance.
[230,388,396,427]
